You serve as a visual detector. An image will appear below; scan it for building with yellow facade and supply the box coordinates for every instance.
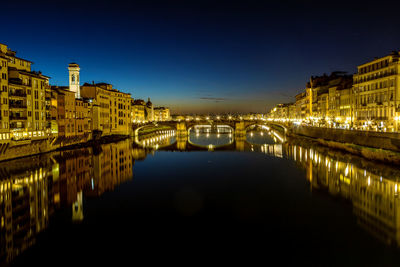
[154,107,170,121]
[131,99,146,123]
[353,51,400,131]
[0,43,50,142]
[81,82,131,135]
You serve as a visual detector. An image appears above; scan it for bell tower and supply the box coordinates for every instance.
[68,63,80,98]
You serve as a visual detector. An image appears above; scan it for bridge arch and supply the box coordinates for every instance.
[134,123,176,148]
[187,123,235,134]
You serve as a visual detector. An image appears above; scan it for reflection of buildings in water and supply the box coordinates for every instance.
[0,160,51,263]
[132,148,148,161]
[88,139,133,197]
[287,144,400,247]
[259,144,283,158]
[72,191,84,222]
[53,148,91,215]
[0,140,135,263]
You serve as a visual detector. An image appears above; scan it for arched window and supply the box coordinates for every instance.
[71,74,75,82]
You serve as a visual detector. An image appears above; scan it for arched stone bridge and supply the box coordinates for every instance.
[132,119,288,136]
[132,127,287,153]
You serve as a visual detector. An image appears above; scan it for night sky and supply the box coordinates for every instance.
[2,0,400,114]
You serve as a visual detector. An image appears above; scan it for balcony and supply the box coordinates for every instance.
[9,103,27,109]
[9,91,27,98]
[9,122,25,129]
[9,115,27,121]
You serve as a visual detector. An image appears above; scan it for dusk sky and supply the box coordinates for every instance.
[3,0,400,114]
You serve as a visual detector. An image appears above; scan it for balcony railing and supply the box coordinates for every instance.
[9,91,27,97]
[356,116,388,121]
[9,103,27,109]
[9,122,25,129]
[9,116,27,121]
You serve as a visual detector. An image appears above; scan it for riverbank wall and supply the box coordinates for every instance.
[0,134,130,162]
[288,125,400,164]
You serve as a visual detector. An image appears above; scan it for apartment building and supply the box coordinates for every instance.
[353,51,400,131]
[0,43,50,142]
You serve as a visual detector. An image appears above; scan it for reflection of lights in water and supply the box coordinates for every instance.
[206,133,209,138]
[396,184,398,193]
[364,170,366,176]
[368,177,371,186]
[345,165,349,176]
[380,176,382,182]
[217,134,220,138]
[229,134,232,138]
[260,132,264,136]
[250,132,253,137]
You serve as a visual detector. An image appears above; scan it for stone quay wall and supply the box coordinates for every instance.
[290,126,400,152]
[0,134,104,162]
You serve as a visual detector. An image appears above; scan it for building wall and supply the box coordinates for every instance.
[353,52,400,131]
[75,99,89,136]
[81,84,131,135]
[0,43,49,142]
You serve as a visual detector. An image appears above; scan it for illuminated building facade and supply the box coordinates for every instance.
[0,43,50,141]
[154,107,171,121]
[132,99,146,123]
[353,51,400,131]
[80,83,131,135]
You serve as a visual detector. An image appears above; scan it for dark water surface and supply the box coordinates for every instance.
[2,129,400,266]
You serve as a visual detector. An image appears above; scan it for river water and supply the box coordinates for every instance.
[2,127,400,265]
